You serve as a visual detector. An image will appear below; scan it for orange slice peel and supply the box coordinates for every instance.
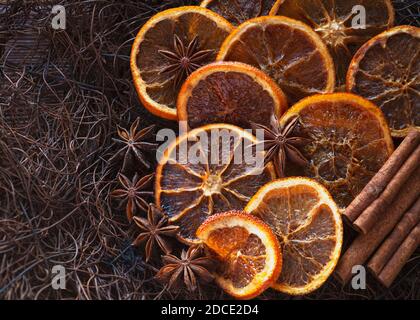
[278,93,394,209]
[270,0,395,87]
[155,124,276,244]
[347,25,420,137]
[197,210,282,299]
[245,177,343,295]
[131,6,233,120]
[178,61,288,129]
[217,16,335,104]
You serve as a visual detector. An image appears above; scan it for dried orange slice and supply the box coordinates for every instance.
[245,177,342,295]
[155,124,276,244]
[217,16,335,104]
[279,93,394,209]
[347,26,420,137]
[270,0,394,87]
[130,6,233,120]
[178,61,288,129]
[201,0,276,26]
[196,210,282,299]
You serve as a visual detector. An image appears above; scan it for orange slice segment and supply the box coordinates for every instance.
[270,0,394,87]
[178,61,288,129]
[130,6,233,120]
[201,0,276,26]
[217,16,335,104]
[155,124,276,244]
[347,26,420,137]
[196,210,282,299]
[278,93,394,209]
[245,177,342,295]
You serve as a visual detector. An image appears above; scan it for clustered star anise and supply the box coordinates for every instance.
[159,35,214,90]
[110,117,158,171]
[155,245,215,292]
[132,204,179,262]
[253,115,311,177]
[110,172,154,221]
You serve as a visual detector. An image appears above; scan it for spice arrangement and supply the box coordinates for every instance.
[127,0,418,299]
[0,0,418,300]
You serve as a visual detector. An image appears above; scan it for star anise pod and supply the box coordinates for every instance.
[110,117,158,170]
[159,35,214,90]
[252,114,311,177]
[110,172,154,221]
[132,204,179,262]
[155,245,215,292]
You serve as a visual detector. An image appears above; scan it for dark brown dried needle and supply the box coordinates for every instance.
[155,245,215,292]
[159,35,214,90]
[132,204,179,262]
[252,115,311,177]
[110,173,154,221]
[111,117,158,170]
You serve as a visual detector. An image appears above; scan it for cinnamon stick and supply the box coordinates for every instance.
[367,197,420,276]
[335,168,420,284]
[353,145,420,234]
[376,222,420,288]
[343,130,420,223]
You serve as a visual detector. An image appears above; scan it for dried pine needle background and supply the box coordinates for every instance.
[0,0,418,300]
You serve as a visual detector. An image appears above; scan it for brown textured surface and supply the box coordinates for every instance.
[184,71,278,128]
[272,0,394,86]
[348,26,420,136]
[218,18,334,104]
[202,0,276,25]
